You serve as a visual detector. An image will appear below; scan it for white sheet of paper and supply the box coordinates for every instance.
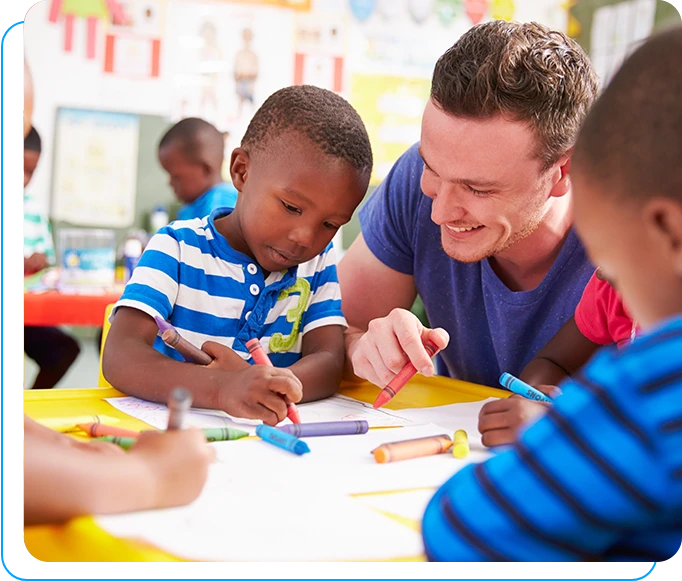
[287,394,413,427]
[212,423,489,494]
[96,463,424,562]
[105,394,413,434]
[390,399,495,448]
[104,396,260,432]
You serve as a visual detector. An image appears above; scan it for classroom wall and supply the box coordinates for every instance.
[24,0,571,229]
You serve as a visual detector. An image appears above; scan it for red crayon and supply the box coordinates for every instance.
[373,339,441,409]
[246,338,301,424]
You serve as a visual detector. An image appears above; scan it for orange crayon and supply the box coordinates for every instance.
[373,339,441,409]
[372,434,453,463]
[78,422,140,439]
[246,338,301,424]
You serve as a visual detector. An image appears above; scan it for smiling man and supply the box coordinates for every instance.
[340,21,599,389]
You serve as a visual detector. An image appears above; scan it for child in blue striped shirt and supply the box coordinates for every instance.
[104,85,372,425]
[423,27,682,561]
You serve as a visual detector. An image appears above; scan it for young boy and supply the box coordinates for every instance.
[24,126,80,389]
[423,27,682,561]
[478,269,635,446]
[104,85,373,425]
[158,117,238,221]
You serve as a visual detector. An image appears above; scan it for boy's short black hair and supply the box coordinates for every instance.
[159,117,224,164]
[241,85,373,177]
[573,27,682,203]
[24,126,41,153]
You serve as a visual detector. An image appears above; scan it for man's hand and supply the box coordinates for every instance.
[348,308,449,387]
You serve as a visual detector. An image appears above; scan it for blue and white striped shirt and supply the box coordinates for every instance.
[422,314,682,561]
[115,208,346,367]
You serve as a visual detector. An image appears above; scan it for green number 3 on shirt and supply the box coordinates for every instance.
[268,278,311,352]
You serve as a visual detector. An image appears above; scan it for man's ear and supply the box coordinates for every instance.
[548,150,572,199]
[230,148,250,192]
[644,197,682,276]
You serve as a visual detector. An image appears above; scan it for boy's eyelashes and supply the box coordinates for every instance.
[281,201,302,214]
[280,200,341,231]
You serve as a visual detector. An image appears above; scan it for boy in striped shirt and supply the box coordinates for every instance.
[423,28,682,561]
[104,86,372,426]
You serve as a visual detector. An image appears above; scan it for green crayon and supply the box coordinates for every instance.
[94,435,135,450]
[202,427,249,442]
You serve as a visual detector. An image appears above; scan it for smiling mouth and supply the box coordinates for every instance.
[446,224,484,233]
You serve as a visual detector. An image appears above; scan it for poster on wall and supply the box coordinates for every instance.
[103,0,165,78]
[52,108,140,228]
[350,73,430,184]
[167,1,296,147]
[294,13,347,92]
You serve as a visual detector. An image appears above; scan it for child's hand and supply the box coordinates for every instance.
[130,428,215,509]
[478,397,551,447]
[202,340,250,371]
[217,365,303,426]
[24,252,49,275]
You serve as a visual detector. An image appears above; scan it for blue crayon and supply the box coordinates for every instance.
[499,372,553,404]
[256,424,310,455]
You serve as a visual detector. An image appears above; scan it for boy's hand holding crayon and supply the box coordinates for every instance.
[478,395,552,448]
[199,341,303,425]
[215,364,303,426]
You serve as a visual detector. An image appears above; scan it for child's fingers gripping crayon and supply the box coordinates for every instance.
[372,434,452,463]
[499,372,553,404]
[78,422,140,439]
[373,339,441,409]
[452,429,469,459]
[246,338,301,424]
[167,387,192,430]
[155,316,213,366]
[256,424,310,455]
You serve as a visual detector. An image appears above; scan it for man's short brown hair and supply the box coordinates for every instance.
[431,20,599,170]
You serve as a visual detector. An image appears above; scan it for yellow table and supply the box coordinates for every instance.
[24,377,508,561]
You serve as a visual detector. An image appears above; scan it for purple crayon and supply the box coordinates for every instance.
[278,420,369,438]
[154,316,213,366]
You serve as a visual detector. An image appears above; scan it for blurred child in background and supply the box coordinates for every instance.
[158,117,238,221]
[24,126,80,389]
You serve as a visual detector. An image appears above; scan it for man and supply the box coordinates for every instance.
[340,21,599,395]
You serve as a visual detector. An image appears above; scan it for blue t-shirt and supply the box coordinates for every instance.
[177,182,238,221]
[359,143,594,387]
[422,314,682,561]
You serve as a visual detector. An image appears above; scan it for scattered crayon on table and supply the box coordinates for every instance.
[372,434,452,463]
[39,414,120,433]
[278,420,369,438]
[94,436,135,450]
[256,424,310,455]
[78,422,139,438]
[202,427,249,442]
[452,429,469,459]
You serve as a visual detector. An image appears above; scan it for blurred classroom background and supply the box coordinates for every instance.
[23,0,680,389]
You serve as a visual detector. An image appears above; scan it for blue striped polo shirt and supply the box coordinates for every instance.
[422,314,682,561]
[114,208,346,367]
